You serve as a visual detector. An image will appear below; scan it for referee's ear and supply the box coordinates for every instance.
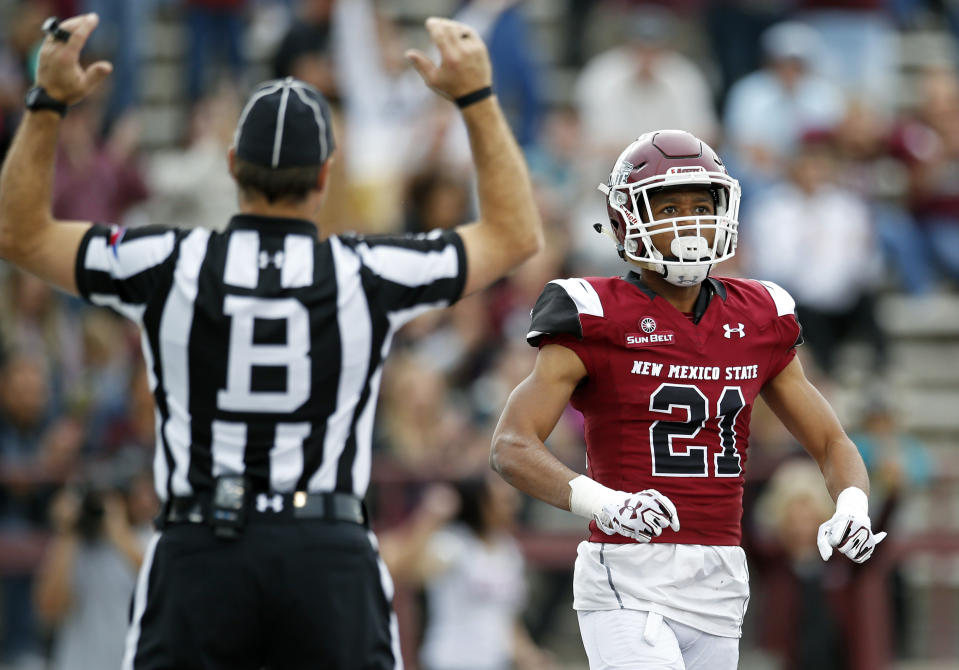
[227,146,238,180]
[315,154,333,194]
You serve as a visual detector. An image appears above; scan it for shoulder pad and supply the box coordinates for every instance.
[527,278,604,346]
[757,280,796,317]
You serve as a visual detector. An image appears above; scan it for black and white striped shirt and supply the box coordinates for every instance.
[75,215,467,501]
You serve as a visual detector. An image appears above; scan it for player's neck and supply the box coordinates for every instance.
[638,269,702,314]
[238,195,320,228]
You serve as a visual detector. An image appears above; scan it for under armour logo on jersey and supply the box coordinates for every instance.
[259,250,285,270]
[256,493,284,513]
[723,323,746,339]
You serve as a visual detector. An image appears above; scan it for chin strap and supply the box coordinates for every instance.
[593,222,626,259]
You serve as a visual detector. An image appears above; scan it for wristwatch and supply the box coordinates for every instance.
[24,86,68,116]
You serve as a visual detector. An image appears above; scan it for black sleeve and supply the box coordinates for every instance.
[527,282,584,347]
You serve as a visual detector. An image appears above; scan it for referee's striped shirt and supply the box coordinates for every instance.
[75,215,467,501]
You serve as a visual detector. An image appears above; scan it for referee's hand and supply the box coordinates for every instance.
[36,13,112,105]
[405,17,492,102]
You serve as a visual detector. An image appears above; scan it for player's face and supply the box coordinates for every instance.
[643,187,716,260]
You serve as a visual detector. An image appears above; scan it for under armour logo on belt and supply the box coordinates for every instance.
[256,493,284,513]
[259,250,285,270]
[723,323,746,339]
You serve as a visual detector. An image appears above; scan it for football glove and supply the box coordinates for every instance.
[595,489,680,543]
[817,487,887,564]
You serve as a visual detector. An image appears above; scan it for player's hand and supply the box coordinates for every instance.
[405,17,492,102]
[595,489,680,542]
[36,13,113,105]
[817,511,886,564]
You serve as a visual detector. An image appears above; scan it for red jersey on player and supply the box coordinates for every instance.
[527,272,802,546]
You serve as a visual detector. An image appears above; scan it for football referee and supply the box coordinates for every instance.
[0,13,543,670]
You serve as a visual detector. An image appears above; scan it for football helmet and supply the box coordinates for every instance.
[597,130,741,286]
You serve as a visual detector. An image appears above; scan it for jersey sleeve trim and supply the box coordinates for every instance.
[553,278,604,317]
[527,279,603,346]
[757,280,796,317]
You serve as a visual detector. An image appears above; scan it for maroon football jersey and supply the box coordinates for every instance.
[528,272,802,546]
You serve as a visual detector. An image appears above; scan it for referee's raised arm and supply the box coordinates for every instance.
[406,17,544,298]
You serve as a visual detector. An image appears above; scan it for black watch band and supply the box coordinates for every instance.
[24,86,68,117]
[455,85,493,109]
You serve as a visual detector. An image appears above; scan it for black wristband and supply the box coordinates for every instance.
[455,86,493,109]
[24,86,68,117]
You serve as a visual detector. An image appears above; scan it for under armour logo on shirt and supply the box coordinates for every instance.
[259,250,285,270]
[723,323,746,339]
[256,493,284,513]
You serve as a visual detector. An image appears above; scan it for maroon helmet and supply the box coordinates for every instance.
[597,130,741,286]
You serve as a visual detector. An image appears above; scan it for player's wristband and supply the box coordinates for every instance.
[835,486,869,518]
[455,85,493,109]
[568,475,618,520]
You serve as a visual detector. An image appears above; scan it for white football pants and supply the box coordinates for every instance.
[578,609,739,670]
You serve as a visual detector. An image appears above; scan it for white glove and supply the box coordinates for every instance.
[595,489,681,543]
[568,476,680,543]
[817,487,887,564]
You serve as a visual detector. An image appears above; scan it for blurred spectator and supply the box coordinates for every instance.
[743,132,887,374]
[33,457,156,670]
[797,0,898,112]
[525,104,583,216]
[704,0,786,107]
[331,0,472,230]
[834,102,934,295]
[0,1,47,162]
[53,104,149,225]
[186,0,247,101]
[0,271,84,401]
[0,353,80,668]
[455,0,543,149]
[723,21,846,194]
[895,65,959,286]
[375,353,476,473]
[752,459,851,670]
[273,0,334,95]
[380,477,551,670]
[74,311,138,453]
[145,87,240,230]
[849,395,932,524]
[574,5,718,166]
[81,0,154,128]
[848,394,931,657]
[403,169,471,234]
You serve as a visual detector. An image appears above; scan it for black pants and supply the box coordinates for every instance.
[125,520,396,670]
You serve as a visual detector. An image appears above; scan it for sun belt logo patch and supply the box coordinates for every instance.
[640,317,657,333]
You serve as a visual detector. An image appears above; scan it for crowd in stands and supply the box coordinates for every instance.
[0,0,954,668]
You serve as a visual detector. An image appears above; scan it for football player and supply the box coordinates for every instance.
[490,130,886,669]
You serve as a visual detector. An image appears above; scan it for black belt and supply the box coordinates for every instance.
[162,491,365,526]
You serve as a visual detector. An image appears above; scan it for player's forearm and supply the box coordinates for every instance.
[820,436,870,502]
[0,111,59,261]
[461,97,543,259]
[490,429,578,511]
[33,533,78,623]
